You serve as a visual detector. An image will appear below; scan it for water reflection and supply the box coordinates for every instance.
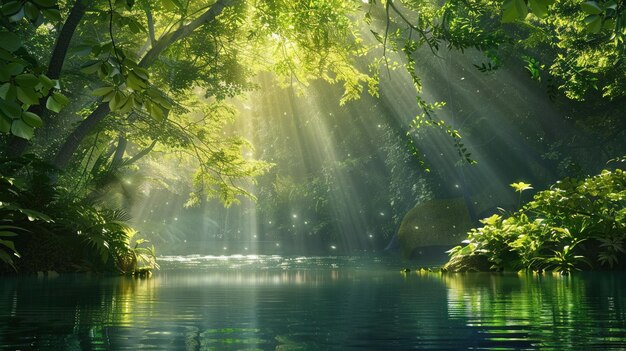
[443,272,626,350]
[0,256,625,350]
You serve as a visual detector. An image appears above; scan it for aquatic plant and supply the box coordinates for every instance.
[446,157,626,272]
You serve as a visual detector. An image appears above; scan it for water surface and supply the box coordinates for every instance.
[1,255,625,350]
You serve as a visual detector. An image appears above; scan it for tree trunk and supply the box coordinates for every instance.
[53,103,110,169]
[52,0,237,170]
[126,140,158,165]
[111,134,127,168]
[6,0,88,157]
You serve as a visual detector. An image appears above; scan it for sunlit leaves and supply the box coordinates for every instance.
[46,92,69,113]
[0,0,68,140]
[161,0,184,11]
[448,165,626,272]
[510,181,533,193]
[502,0,529,23]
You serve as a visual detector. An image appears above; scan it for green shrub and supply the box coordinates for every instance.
[445,157,626,273]
[0,155,157,274]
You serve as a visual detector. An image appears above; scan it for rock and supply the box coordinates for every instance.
[397,198,473,258]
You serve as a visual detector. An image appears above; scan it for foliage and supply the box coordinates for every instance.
[0,155,157,274]
[446,157,626,273]
[469,0,626,101]
[0,0,69,139]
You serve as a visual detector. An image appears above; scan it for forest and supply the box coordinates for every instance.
[0,0,625,275]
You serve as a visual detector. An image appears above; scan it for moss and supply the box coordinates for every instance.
[397,198,474,258]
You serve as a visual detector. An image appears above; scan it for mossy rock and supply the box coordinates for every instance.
[397,198,473,258]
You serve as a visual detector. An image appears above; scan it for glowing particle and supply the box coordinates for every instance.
[253,235,257,238]
[174,217,178,221]
[292,214,298,218]
[379,212,385,216]
[304,221,308,225]
[276,243,280,247]
[269,221,272,224]
[414,226,419,230]
[223,247,227,250]
[331,245,337,250]
[455,184,459,188]
[369,234,373,238]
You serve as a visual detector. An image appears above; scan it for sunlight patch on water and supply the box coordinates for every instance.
[157,254,397,273]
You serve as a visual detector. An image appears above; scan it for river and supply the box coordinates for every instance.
[1,255,624,350]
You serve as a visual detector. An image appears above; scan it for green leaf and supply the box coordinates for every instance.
[52,91,69,105]
[528,0,549,18]
[511,181,533,193]
[41,8,61,21]
[0,238,17,252]
[0,231,18,237]
[502,0,528,23]
[117,95,133,114]
[585,14,603,33]
[46,94,61,112]
[0,82,10,99]
[19,208,52,222]
[0,250,16,269]
[0,31,21,52]
[10,119,34,139]
[581,1,602,15]
[92,86,115,96]
[24,2,40,21]
[134,68,149,81]
[15,74,39,88]
[22,111,42,128]
[0,100,21,119]
[146,101,165,120]
[38,75,56,90]
[161,0,183,11]
[370,30,383,44]
[6,63,25,76]
[102,89,116,102]
[80,60,102,74]
[0,114,11,133]
[16,86,40,105]
[109,91,127,111]
[126,70,148,90]
[1,1,22,16]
